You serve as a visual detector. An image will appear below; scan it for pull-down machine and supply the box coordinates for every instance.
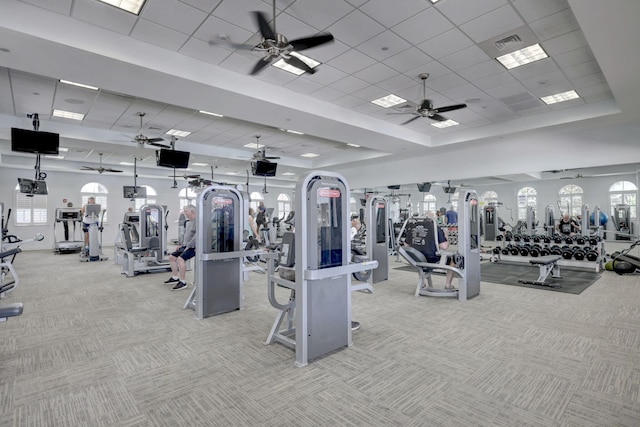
[266,171,377,367]
[364,195,388,286]
[121,204,170,276]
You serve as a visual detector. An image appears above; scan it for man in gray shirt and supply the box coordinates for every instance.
[164,205,196,291]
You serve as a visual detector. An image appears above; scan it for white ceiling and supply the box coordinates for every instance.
[0,0,639,191]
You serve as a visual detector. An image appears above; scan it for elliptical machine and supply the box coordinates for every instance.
[80,204,107,262]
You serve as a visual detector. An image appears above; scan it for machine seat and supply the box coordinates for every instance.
[0,302,23,321]
[398,245,463,297]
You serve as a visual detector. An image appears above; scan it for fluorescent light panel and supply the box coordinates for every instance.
[244,142,265,149]
[541,90,580,105]
[192,162,209,167]
[282,172,296,176]
[371,94,407,108]
[45,155,64,159]
[430,119,459,129]
[53,109,84,120]
[59,80,99,90]
[280,128,304,135]
[97,0,146,15]
[496,43,548,70]
[120,162,134,166]
[199,110,224,117]
[347,143,360,148]
[59,147,69,152]
[272,52,320,75]
[166,129,191,137]
[300,153,319,158]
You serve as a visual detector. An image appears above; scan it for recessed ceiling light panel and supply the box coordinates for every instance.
[300,153,319,158]
[97,0,146,15]
[53,109,84,120]
[166,129,191,137]
[371,94,407,108]
[541,90,580,105]
[430,119,459,129]
[496,43,548,70]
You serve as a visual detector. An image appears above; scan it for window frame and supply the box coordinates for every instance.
[14,184,48,226]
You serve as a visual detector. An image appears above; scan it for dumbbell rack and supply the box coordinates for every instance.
[446,224,458,245]
[492,234,605,273]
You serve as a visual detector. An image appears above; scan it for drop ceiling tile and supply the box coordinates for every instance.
[303,39,351,63]
[327,49,377,74]
[350,85,390,102]
[329,76,369,94]
[193,15,255,46]
[269,11,323,41]
[179,38,231,65]
[72,0,138,35]
[376,74,418,94]
[132,20,190,51]
[543,30,588,57]
[384,47,433,74]
[179,0,223,13]
[460,5,524,43]
[356,31,412,61]
[439,83,483,103]
[255,67,300,86]
[520,70,568,91]
[391,8,454,45]
[485,82,529,100]
[219,52,258,74]
[20,0,72,15]
[285,0,354,30]
[284,77,324,95]
[299,64,347,85]
[563,61,602,80]
[427,73,467,92]
[141,0,208,34]
[417,28,474,60]
[405,61,451,81]
[360,0,430,27]
[473,71,517,91]
[353,62,398,85]
[457,60,504,82]
[327,10,386,47]
[439,45,490,71]
[333,95,366,109]
[529,9,579,41]
[578,83,611,100]
[512,0,570,22]
[212,0,272,32]
[435,0,507,26]
[571,72,606,89]
[345,0,368,7]
[553,46,596,69]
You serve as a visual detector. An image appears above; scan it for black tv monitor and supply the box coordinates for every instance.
[123,186,147,199]
[360,198,367,207]
[251,160,277,177]
[18,178,48,195]
[387,185,401,190]
[443,186,457,194]
[157,149,190,169]
[11,128,60,155]
[417,182,432,192]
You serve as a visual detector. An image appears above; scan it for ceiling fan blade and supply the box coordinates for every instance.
[420,99,432,110]
[284,55,315,74]
[435,103,467,113]
[264,156,280,159]
[289,33,334,50]
[253,11,276,40]
[81,166,97,171]
[430,113,447,121]
[250,58,272,75]
[401,115,422,125]
[146,137,165,143]
[104,168,123,173]
[386,112,413,116]
[148,141,171,148]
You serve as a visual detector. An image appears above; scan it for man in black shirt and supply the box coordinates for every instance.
[557,213,580,236]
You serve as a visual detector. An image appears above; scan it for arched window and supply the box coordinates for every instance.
[179,188,198,211]
[249,192,263,212]
[609,181,637,219]
[277,193,292,219]
[559,184,583,217]
[14,184,48,226]
[134,185,158,211]
[422,194,437,214]
[481,190,499,207]
[517,187,537,220]
[81,182,108,222]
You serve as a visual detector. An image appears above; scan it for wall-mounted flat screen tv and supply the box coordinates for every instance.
[123,186,147,199]
[11,128,60,154]
[157,149,190,169]
[251,160,277,177]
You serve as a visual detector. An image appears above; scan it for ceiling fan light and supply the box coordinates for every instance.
[495,43,548,70]
[431,119,459,128]
[371,94,407,108]
[541,90,580,105]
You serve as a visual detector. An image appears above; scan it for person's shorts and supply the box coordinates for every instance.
[82,222,97,232]
[172,246,195,261]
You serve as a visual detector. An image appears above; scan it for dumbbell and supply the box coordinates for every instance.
[573,248,586,260]
[533,236,541,243]
[543,236,551,244]
[565,236,574,245]
[496,235,504,241]
[585,248,598,262]
[509,245,520,256]
[529,244,541,257]
[576,236,586,245]
[523,235,531,243]
[540,247,551,256]
[492,247,501,254]
[589,237,600,246]
[519,246,530,256]
[501,245,511,255]
[562,247,574,259]
[513,235,522,242]
[554,235,563,244]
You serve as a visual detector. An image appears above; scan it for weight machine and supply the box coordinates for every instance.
[265,171,377,367]
[120,204,170,276]
[364,195,389,286]
[80,204,107,262]
[614,204,633,240]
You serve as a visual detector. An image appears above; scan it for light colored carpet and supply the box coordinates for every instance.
[1,246,639,426]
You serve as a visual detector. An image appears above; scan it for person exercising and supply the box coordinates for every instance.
[80,197,98,249]
[164,205,196,291]
[557,213,580,236]
[405,214,457,289]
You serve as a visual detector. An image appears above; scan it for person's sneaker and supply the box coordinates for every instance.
[164,277,179,284]
[172,281,188,291]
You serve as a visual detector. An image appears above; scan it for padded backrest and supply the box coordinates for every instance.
[120,224,133,251]
[401,246,427,264]
[279,232,295,267]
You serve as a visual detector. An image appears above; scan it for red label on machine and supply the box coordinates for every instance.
[212,197,233,205]
[377,203,385,208]
[318,188,341,198]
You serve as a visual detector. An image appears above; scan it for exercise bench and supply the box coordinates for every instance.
[518,255,562,288]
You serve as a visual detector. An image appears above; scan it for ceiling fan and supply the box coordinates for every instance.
[249,135,280,161]
[390,73,467,125]
[130,112,170,148]
[216,0,334,75]
[81,153,123,174]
